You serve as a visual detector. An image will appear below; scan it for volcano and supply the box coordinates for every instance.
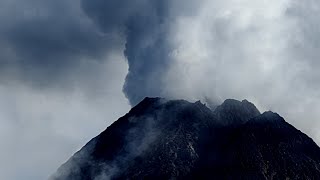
[51,97,320,180]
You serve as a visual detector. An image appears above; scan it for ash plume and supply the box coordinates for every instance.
[81,0,320,143]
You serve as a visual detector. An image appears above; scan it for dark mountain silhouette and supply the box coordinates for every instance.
[50,97,320,180]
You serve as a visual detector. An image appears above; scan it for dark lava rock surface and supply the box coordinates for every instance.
[51,97,320,180]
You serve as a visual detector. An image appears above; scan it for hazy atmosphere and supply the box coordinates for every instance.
[0,0,320,179]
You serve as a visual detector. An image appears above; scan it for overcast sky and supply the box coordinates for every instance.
[0,0,320,179]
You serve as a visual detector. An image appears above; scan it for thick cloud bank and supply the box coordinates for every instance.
[0,0,124,90]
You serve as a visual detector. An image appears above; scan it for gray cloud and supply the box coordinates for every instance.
[0,57,130,180]
[0,0,124,90]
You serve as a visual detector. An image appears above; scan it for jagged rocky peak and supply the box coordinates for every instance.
[51,97,320,180]
[133,97,261,125]
[213,99,261,125]
[129,97,214,124]
[245,111,290,131]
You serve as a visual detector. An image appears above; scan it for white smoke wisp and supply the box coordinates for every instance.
[163,0,320,143]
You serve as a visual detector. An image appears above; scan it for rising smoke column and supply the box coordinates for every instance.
[81,0,176,106]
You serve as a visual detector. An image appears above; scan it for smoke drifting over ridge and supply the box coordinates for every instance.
[81,0,320,142]
[81,0,320,105]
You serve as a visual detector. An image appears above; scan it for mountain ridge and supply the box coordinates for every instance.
[51,97,320,180]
